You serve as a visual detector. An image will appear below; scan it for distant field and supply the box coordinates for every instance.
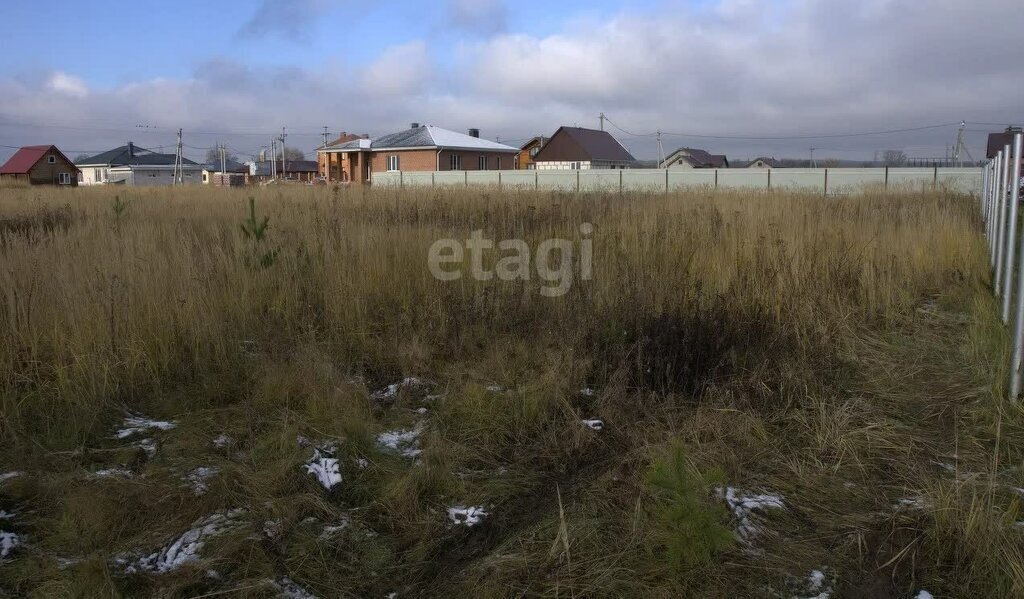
[1,185,1021,597]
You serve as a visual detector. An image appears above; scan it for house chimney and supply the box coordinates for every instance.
[468,128,480,138]
[411,122,420,129]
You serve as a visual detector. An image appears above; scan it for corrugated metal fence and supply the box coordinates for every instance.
[372,167,982,195]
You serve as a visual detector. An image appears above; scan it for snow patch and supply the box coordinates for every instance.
[91,468,132,479]
[318,516,351,540]
[581,419,604,431]
[305,449,342,490]
[355,458,369,469]
[0,510,16,520]
[580,387,596,397]
[372,377,428,401]
[115,415,177,439]
[719,487,785,542]
[268,576,319,599]
[0,531,21,560]
[447,506,488,527]
[485,384,506,393]
[915,591,934,599]
[377,424,423,458]
[794,568,833,599]
[184,467,219,495]
[212,434,232,449]
[120,509,245,573]
[0,472,22,484]
[132,438,158,458]
[895,496,930,510]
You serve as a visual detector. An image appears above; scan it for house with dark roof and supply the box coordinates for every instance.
[660,147,729,169]
[316,123,520,183]
[0,145,79,186]
[532,127,635,170]
[744,157,780,169]
[76,142,202,186]
[987,126,1022,159]
[247,160,320,184]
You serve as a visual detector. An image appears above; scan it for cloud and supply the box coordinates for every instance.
[1,0,1021,164]
[46,72,88,98]
[445,0,506,35]
[238,0,334,41]
[360,41,432,96]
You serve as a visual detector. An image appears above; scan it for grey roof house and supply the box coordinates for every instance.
[660,147,729,169]
[76,142,201,186]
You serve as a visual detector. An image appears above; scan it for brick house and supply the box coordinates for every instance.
[319,132,368,181]
[532,126,635,170]
[317,124,520,184]
[0,145,79,186]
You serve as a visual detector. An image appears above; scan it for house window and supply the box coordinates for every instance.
[494,156,500,170]
[58,172,71,185]
[450,154,462,170]
[387,155,400,171]
[570,161,580,170]
[478,156,486,170]
[203,173,209,182]
[529,146,539,157]
[94,168,102,181]
[48,155,56,164]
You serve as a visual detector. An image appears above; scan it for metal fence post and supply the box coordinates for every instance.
[824,168,829,196]
[997,146,1012,290]
[993,150,1005,269]
[1007,133,1024,400]
[619,170,623,194]
[982,163,990,218]
[1004,142,1023,321]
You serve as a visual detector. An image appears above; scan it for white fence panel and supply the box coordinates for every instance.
[718,170,770,189]
[770,169,826,192]
[371,168,983,195]
[580,170,621,192]
[537,171,577,191]
[501,171,536,189]
[433,171,466,187]
[667,170,715,190]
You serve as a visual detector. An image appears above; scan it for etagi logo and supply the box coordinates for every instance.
[427,224,593,297]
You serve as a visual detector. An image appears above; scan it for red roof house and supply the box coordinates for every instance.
[0,145,80,186]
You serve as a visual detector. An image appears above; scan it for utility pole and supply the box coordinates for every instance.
[280,127,287,180]
[322,126,329,149]
[174,128,183,185]
[598,112,605,131]
[809,147,817,168]
[953,120,970,167]
[270,139,277,180]
[656,130,665,168]
[219,143,226,179]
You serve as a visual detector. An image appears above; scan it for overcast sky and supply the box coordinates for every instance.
[1,0,1021,164]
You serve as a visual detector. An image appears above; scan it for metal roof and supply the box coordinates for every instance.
[75,143,197,167]
[319,125,519,153]
[0,145,78,174]
[532,127,635,163]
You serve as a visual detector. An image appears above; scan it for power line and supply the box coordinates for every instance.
[604,116,963,140]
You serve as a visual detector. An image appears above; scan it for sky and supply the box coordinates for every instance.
[0,0,1021,165]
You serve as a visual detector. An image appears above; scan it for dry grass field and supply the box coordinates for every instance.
[1,183,1022,597]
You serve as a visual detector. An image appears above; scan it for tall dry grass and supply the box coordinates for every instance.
[1,183,1019,597]
[0,185,980,446]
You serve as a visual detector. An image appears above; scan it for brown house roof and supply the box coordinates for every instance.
[1,145,79,174]
[988,128,1022,159]
[533,127,635,163]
